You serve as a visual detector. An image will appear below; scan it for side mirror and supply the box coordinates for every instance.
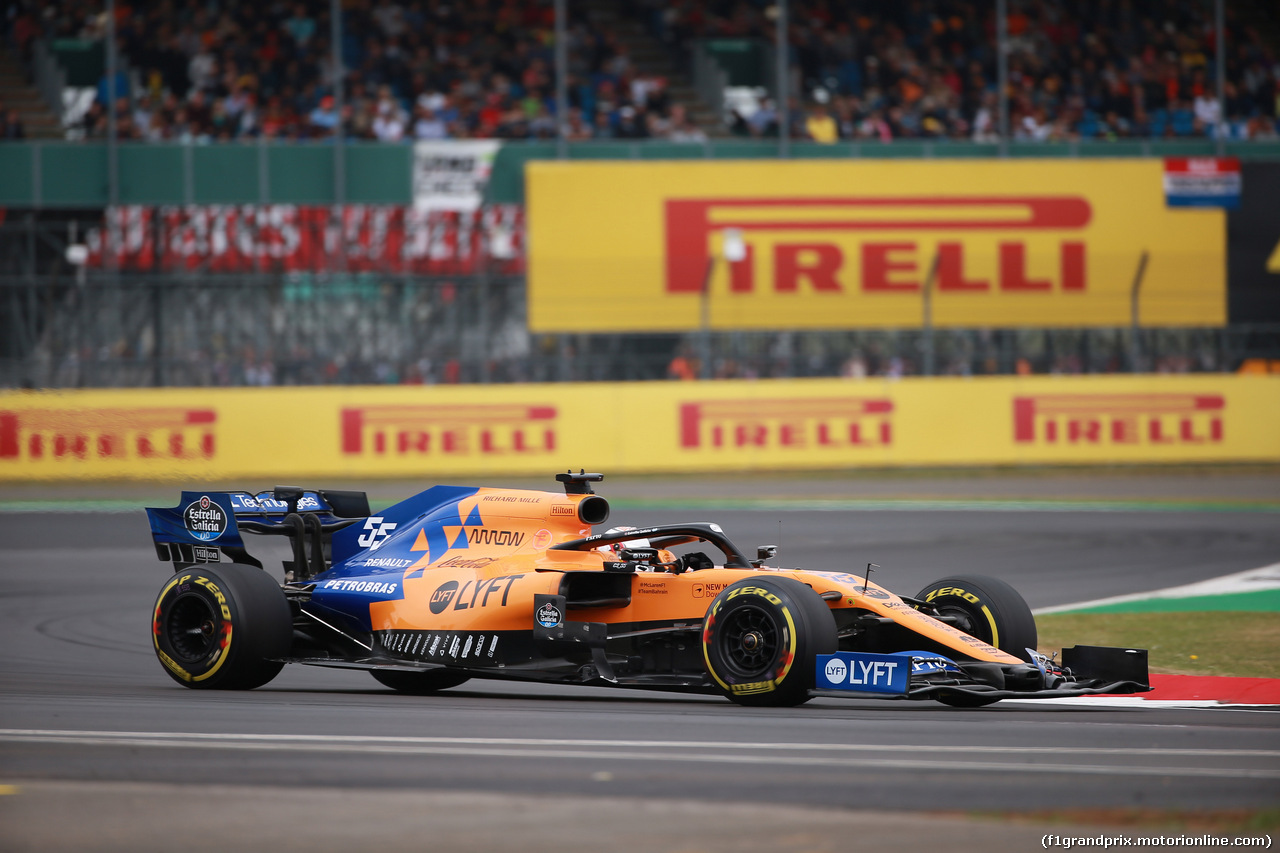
[751,544,778,568]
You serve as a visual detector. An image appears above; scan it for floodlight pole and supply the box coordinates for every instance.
[922,251,940,376]
[996,0,1009,156]
[1215,0,1225,155]
[1129,250,1149,373]
[555,0,568,160]
[331,0,346,271]
[106,0,118,268]
[776,0,789,157]
[700,257,714,380]
[331,0,344,201]
[554,0,569,378]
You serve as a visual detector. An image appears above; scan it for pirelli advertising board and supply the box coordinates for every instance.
[1,376,1275,481]
[526,160,1225,332]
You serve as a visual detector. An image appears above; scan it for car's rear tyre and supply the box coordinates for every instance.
[151,563,291,690]
[370,669,471,694]
[702,577,837,707]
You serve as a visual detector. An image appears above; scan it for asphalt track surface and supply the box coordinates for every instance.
[2,472,1279,852]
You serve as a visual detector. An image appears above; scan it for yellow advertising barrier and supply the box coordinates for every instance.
[527,160,1226,332]
[1,376,1276,481]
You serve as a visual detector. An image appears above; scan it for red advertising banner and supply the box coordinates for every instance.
[85,204,525,274]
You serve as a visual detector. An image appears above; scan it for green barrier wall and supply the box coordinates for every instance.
[0,142,413,208]
[2,139,1279,208]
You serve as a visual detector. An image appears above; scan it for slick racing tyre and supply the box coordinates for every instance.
[370,669,471,694]
[915,574,1037,660]
[151,563,291,690]
[915,574,1037,708]
[702,577,837,707]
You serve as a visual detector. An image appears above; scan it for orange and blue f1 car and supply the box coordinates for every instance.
[146,472,1150,707]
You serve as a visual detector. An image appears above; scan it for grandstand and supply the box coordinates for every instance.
[0,1,1277,390]
[4,0,1277,142]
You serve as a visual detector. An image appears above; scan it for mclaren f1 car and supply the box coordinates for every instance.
[146,472,1150,707]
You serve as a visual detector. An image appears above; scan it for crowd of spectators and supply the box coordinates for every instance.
[640,0,1279,141]
[3,0,1278,144]
[9,0,705,143]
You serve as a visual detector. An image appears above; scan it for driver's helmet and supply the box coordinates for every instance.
[596,526,652,558]
[596,527,677,569]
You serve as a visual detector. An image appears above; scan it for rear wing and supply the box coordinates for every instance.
[146,488,370,574]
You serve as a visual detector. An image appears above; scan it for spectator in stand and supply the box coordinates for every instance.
[859,109,893,142]
[1,108,25,140]
[371,86,407,141]
[748,98,779,137]
[529,103,557,138]
[565,108,594,141]
[309,95,339,137]
[646,108,672,138]
[668,104,707,142]
[1245,115,1278,140]
[282,4,316,47]
[411,102,447,139]
[805,101,838,143]
[592,110,618,139]
[667,348,697,381]
[16,0,1277,145]
[615,105,647,138]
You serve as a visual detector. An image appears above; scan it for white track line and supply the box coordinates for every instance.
[1,729,1275,757]
[0,730,1274,780]
[1002,697,1279,710]
[1035,562,1280,614]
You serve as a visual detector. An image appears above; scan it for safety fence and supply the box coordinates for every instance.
[2,274,1274,391]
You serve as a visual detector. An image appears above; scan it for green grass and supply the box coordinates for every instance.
[1036,612,1280,678]
[1063,589,1280,614]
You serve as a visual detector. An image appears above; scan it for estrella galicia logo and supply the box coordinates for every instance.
[183,495,227,542]
[824,658,848,684]
[536,602,563,628]
[429,580,460,615]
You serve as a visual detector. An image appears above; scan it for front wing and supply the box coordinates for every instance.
[814,645,1152,702]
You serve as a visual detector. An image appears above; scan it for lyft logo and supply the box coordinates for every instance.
[816,653,909,695]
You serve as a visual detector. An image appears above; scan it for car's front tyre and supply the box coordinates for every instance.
[915,574,1038,708]
[701,577,837,707]
[915,574,1037,659]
